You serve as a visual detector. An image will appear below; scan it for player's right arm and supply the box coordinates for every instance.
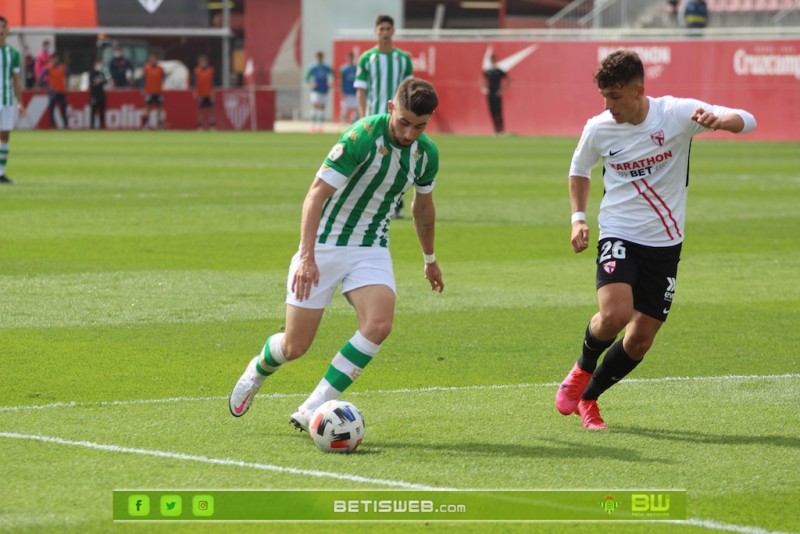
[354,52,369,117]
[293,177,337,301]
[569,175,591,253]
[568,122,599,254]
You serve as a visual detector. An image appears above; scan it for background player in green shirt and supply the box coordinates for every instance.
[0,16,25,184]
[229,79,444,432]
[354,14,414,218]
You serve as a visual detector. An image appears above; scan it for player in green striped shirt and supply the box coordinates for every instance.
[354,15,413,118]
[230,79,444,432]
[0,16,24,184]
[355,15,414,218]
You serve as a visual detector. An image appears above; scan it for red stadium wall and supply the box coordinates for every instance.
[20,89,275,131]
[334,39,800,141]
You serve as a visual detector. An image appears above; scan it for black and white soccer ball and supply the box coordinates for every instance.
[309,400,365,453]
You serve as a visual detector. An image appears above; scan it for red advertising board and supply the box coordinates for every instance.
[20,89,275,131]
[334,39,799,141]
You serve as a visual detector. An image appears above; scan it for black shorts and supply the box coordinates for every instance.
[595,238,681,322]
[145,94,163,106]
[197,96,213,108]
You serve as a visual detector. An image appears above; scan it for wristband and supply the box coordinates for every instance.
[423,253,436,264]
[571,211,586,224]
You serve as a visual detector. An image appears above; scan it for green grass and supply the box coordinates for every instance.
[0,131,798,533]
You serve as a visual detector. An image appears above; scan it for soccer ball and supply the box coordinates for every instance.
[309,400,365,453]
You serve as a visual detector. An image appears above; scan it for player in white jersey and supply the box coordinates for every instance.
[555,50,756,430]
[229,79,444,432]
[0,16,24,184]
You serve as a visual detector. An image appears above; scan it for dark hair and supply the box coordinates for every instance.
[594,50,644,89]
[395,78,438,116]
[0,16,7,26]
[375,14,394,27]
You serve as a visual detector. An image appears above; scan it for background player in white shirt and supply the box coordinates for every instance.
[556,50,757,430]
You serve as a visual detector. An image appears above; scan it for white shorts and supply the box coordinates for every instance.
[286,245,396,309]
[310,92,328,106]
[341,94,357,111]
[0,105,19,131]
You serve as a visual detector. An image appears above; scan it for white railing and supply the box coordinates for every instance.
[545,0,800,28]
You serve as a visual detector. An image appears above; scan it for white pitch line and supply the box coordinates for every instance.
[0,421,794,534]
[0,373,797,413]
[0,434,791,534]
[674,518,795,534]
[0,431,451,491]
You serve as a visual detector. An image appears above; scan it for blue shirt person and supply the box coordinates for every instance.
[305,51,334,132]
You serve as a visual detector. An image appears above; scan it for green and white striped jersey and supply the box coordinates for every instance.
[0,45,20,107]
[353,47,413,116]
[316,114,438,248]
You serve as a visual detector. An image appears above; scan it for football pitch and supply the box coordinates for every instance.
[1,130,798,533]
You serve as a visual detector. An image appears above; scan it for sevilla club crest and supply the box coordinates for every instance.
[223,93,252,130]
[650,129,665,146]
[602,261,617,274]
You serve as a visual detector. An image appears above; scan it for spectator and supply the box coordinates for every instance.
[88,59,107,129]
[480,53,510,135]
[684,0,709,29]
[23,46,35,89]
[339,51,358,124]
[193,54,215,130]
[141,51,164,129]
[34,39,51,87]
[46,53,68,129]
[667,0,680,26]
[108,44,133,88]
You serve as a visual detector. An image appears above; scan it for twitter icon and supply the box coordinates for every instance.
[160,495,182,516]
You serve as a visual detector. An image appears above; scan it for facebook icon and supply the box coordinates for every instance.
[128,495,150,516]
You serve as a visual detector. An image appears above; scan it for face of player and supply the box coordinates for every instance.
[387,100,431,147]
[599,81,646,125]
[0,21,8,43]
[375,22,395,46]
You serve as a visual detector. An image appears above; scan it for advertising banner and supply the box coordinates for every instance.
[20,89,275,131]
[0,0,209,27]
[334,38,799,141]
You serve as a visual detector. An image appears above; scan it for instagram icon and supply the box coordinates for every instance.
[192,495,214,517]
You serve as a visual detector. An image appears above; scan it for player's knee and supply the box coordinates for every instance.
[281,338,311,360]
[624,335,654,359]
[361,320,392,344]
[596,309,630,336]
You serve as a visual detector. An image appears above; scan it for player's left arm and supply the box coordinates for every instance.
[412,190,443,293]
[12,71,23,116]
[690,105,757,134]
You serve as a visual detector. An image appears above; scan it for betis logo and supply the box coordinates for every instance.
[599,495,620,514]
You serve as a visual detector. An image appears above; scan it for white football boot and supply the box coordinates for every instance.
[228,356,264,417]
[289,408,313,432]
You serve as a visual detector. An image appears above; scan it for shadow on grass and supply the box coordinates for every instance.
[369,437,669,463]
[612,426,800,449]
